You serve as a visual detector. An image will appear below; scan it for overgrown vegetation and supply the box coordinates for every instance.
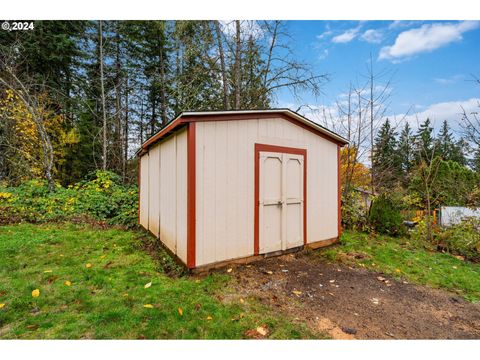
[0,223,315,339]
[368,194,404,236]
[0,171,138,228]
[320,231,480,302]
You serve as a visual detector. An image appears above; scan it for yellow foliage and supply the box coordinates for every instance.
[340,147,371,190]
[0,89,72,181]
[0,192,13,200]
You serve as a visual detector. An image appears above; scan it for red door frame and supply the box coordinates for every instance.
[254,143,307,255]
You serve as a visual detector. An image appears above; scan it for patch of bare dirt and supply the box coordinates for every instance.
[228,253,480,339]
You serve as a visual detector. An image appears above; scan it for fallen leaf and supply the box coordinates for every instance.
[178,307,183,316]
[377,276,386,281]
[31,289,40,298]
[143,304,154,308]
[256,326,268,336]
[371,298,379,305]
[265,271,273,275]
[100,255,106,259]
[0,303,5,309]
[206,316,213,321]
[85,263,92,268]
[123,293,129,297]
[395,269,401,273]
[64,281,72,286]
[103,261,113,269]
[329,280,335,283]
[43,270,53,273]
[292,290,302,296]
[452,266,457,269]
[194,303,201,311]
[227,268,233,273]
[240,298,245,304]
[26,324,39,330]
[144,282,152,289]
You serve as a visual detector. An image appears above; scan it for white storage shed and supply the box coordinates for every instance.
[137,109,348,270]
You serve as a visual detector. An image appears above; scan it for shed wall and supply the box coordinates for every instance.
[139,128,188,263]
[195,117,339,267]
[139,154,150,229]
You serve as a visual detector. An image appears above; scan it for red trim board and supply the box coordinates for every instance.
[187,122,196,268]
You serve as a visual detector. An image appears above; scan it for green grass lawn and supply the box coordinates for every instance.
[319,231,480,302]
[0,223,314,339]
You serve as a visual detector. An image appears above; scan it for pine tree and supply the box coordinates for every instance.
[372,119,400,189]
[397,122,414,185]
[435,120,454,159]
[414,118,434,163]
[472,147,480,173]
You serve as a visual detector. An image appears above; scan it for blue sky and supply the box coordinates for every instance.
[274,20,480,132]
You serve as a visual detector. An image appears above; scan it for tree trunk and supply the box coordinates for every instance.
[214,20,230,110]
[123,75,129,183]
[99,20,108,171]
[234,20,242,110]
[158,23,168,126]
[369,55,375,193]
[114,23,123,175]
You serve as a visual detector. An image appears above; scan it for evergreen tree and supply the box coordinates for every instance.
[414,118,434,163]
[372,119,400,189]
[435,120,455,160]
[471,147,480,173]
[397,122,414,185]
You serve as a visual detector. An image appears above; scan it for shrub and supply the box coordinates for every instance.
[368,194,404,236]
[0,171,138,228]
[437,219,480,261]
[341,191,369,231]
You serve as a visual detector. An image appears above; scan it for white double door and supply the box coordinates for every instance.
[259,151,304,253]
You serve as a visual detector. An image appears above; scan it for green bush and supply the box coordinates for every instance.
[341,191,368,231]
[0,171,138,228]
[368,194,405,236]
[437,219,480,261]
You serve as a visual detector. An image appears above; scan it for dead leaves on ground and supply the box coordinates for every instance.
[144,282,152,289]
[244,325,269,339]
[31,289,40,298]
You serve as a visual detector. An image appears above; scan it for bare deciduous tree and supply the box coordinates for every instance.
[98,20,108,171]
[0,55,56,191]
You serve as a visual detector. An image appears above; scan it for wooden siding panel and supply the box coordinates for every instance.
[139,153,150,229]
[176,129,188,262]
[159,135,176,253]
[148,145,160,236]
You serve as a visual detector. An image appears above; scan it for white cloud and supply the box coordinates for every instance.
[361,29,383,44]
[434,74,465,85]
[318,49,329,60]
[379,21,480,61]
[332,28,360,43]
[388,20,418,29]
[395,98,480,131]
[317,30,333,40]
